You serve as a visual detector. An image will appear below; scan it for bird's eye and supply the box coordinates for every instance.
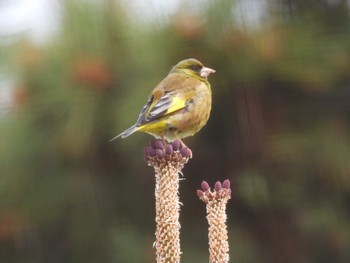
[189,65,201,73]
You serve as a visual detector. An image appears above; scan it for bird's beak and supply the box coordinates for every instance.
[200,67,216,79]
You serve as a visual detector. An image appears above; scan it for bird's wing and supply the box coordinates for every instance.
[135,90,187,126]
[135,73,199,126]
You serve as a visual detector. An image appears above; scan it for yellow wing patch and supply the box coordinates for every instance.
[163,96,187,115]
[137,119,167,134]
[137,96,187,134]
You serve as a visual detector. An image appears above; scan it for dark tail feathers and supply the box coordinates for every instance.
[109,125,137,142]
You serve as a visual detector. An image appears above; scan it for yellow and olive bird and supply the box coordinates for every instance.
[110,58,215,144]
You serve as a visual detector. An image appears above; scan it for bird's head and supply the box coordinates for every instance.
[170,58,215,80]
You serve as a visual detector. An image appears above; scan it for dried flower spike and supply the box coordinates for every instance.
[197,180,232,263]
[146,139,191,263]
[144,139,192,162]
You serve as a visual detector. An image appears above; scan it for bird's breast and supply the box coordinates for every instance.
[163,82,212,140]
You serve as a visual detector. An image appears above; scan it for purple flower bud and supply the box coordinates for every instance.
[171,140,180,151]
[154,139,165,150]
[165,144,173,155]
[201,181,210,192]
[155,149,165,159]
[145,147,156,157]
[214,181,222,191]
[222,179,231,189]
[197,190,204,198]
[180,147,192,158]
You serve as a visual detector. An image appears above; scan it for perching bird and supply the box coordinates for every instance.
[110,58,215,145]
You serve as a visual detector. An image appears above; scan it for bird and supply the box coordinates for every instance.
[110,58,215,146]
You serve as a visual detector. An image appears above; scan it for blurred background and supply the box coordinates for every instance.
[1,0,350,262]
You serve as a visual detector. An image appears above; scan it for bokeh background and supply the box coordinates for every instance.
[1,0,350,262]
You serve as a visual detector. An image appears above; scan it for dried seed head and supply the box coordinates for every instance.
[145,140,191,169]
[146,139,191,263]
[198,180,232,203]
[197,179,231,263]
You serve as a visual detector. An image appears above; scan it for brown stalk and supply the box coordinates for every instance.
[144,139,191,263]
[198,180,232,263]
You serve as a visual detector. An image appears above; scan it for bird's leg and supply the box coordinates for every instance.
[179,139,186,148]
[160,136,168,146]
[178,138,193,158]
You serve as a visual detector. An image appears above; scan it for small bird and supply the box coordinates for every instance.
[110,58,215,145]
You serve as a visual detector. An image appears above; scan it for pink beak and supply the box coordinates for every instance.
[200,67,216,79]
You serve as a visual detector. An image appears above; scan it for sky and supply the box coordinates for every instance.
[0,0,59,43]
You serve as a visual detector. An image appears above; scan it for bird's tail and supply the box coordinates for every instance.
[109,125,138,142]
